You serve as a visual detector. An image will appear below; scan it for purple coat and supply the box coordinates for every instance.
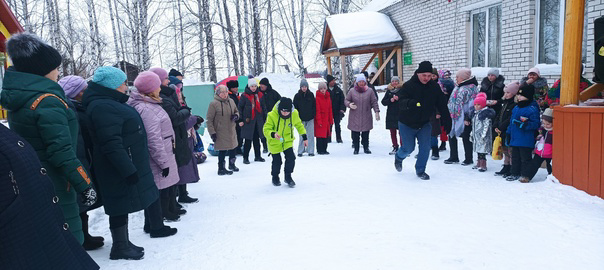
[177,115,200,184]
[127,90,180,190]
[345,86,380,132]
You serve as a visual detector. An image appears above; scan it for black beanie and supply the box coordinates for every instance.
[259,78,270,87]
[416,61,433,74]
[362,71,369,78]
[518,84,535,102]
[169,69,183,77]
[326,75,336,83]
[226,80,239,89]
[6,32,62,77]
[278,97,293,112]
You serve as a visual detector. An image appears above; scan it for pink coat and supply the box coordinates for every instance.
[345,85,380,132]
[127,89,180,190]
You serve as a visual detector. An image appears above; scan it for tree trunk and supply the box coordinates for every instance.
[328,0,341,80]
[107,0,121,64]
[20,0,31,32]
[66,0,76,74]
[114,0,127,64]
[243,0,253,75]
[216,0,231,75]
[341,0,354,90]
[177,0,185,72]
[298,0,305,75]
[196,0,206,80]
[251,0,262,75]
[201,0,217,82]
[172,5,180,72]
[222,0,239,75]
[269,0,275,73]
[235,0,245,74]
[85,0,98,66]
[90,0,102,65]
[139,0,151,70]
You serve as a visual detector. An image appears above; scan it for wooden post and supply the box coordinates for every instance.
[396,47,403,80]
[362,52,378,72]
[560,0,585,105]
[378,51,384,85]
[370,50,397,85]
[327,57,332,75]
[341,56,348,94]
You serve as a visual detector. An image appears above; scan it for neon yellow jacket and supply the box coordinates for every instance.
[263,101,307,154]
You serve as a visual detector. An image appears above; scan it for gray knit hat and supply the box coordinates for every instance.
[300,79,309,88]
[487,68,500,77]
[391,76,400,83]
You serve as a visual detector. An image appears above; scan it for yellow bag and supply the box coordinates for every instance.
[492,135,503,160]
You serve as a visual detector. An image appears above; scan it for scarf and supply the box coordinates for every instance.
[245,91,262,119]
[354,85,368,93]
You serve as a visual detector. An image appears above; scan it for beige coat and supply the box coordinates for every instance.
[206,94,239,151]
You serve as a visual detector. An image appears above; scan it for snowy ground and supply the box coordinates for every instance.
[88,73,604,270]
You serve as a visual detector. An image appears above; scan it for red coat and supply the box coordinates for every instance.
[314,90,334,138]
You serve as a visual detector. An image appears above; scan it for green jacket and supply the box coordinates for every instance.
[263,101,306,154]
[0,69,92,244]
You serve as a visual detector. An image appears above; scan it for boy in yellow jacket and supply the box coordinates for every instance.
[263,97,308,187]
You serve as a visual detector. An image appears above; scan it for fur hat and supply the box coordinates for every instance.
[278,97,293,112]
[474,92,487,108]
[92,66,127,90]
[6,32,62,77]
[503,81,521,95]
[542,108,554,123]
[169,68,183,77]
[528,67,540,77]
[416,61,433,74]
[456,68,472,82]
[488,68,500,77]
[226,80,239,89]
[134,71,161,94]
[58,76,87,99]
[326,75,336,83]
[149,67,168,80]
[518,83,535,101]
[300,79,309,88]
[248,78,258,87]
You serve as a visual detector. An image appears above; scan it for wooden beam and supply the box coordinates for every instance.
[378,51,384,85]
[323,50,340,57]
[341,56,348,94]
[580,83,604,101]
[337,42,401,56]
[327,57,332,75]
[396,47,403,80]
[371,49,397,85]
[361,52,378,72]
[560,0,585,105]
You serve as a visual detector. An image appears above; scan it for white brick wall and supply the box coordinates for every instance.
[357,0,603,86]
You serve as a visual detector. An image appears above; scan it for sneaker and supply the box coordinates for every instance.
[272,176,281,186]
[506,175,520,181]
[394,159,402,172]
[389,146,398,155]
[444,158,459,164]
[254,157,265,162]
[297,154,303,157]
[417,172,430,180]
[308,153,315,157]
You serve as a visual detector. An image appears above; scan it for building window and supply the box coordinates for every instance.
[537,0,563,64]
[471,5,502,67]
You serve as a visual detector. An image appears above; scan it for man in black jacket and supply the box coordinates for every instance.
[293,79,316,156]
[394,61,452,180]
[259,78,281,153]
[227,80,244,155]
[326,75,346,143]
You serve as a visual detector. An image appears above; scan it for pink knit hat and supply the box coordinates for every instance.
[503,81,521,95]
[528,67,540,77]
[473,92,487,107]
[456,68,472,82]
[134,71,161,94]
[149,67,168,80]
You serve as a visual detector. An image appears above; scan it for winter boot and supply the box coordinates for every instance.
[353,143,360,155]
[161,197,180,222]
[417,172,430,180]
[443,158,459,164]
[394,158,403,172]
[284,174,296,188]
[495,165,511,176]
[243,157,251,164]
[389,146,398,155]
[254,156,266,162]
[218,161,233,176]
[170,187,187,216]
[336,135,343,143]
[431,147,440,160]
[178,185,198,204]
[81,213,104,250]
[150,225,178,238]
[478,160,487,172]
[439,141,447,152]
[506,175,520,181]
[272,175,281,186]
[461,160,473,166]
[519,176,531,183]
[363,146,372,154]
[229,158,239,172]
[109,225,144,260]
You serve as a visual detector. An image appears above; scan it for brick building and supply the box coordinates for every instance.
[360,0,598,86]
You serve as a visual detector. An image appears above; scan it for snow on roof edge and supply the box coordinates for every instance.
[325,11,402,50]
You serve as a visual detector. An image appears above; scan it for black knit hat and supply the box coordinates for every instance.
[169,68,183,77]
[326,75,336,83]
[259,78,270,86]
[6,32,62,77]
[416,61,433,74]
[226,80,239,89]
[278,97,293,112]
[518,84,535,102]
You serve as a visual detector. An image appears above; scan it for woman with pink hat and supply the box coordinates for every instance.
[520,67,549,110]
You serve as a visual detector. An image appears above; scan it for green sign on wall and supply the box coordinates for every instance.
[404,52,412,65]
[374,58,379,68]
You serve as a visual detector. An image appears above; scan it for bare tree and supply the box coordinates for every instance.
[107,0,121,64]
[276,0,306,75]
[139,0,151,69]
[216,0,232,75]
[251,0,263,74]
[235,0,245,74]
[177,0,185,72]
[201,0,217,82]
[195,0,206,80]
[268,0,275,73]
[222,0,239,75]
[243,0,253,75]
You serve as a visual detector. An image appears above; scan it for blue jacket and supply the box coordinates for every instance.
[507,101,540,148]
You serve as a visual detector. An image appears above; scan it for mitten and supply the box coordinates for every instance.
[80,186,97,207]
[161,167,170,178]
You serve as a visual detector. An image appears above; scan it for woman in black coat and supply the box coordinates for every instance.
[480,68,505,116]
[381,76,402,155]
[238,79,267,164]
[0,124,100,270]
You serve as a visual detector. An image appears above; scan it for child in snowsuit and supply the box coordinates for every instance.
[263,97,308,187]
[520,108,554,183]
[506,84,541,181]
[470,92,496,172]
[493,81,520,177]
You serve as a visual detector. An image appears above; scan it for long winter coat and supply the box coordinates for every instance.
[314,90,334,138]
[177,115,201,184]
[470,107,496,153]
[381,84,402,130]
[127,89,180,190]
[506,100,541,148]
[328,84,346,121]
[0,125,99,270]
[0,69,93,244]
[480,75,505,115]
[293,89,316,121]
[261,84,281,117]
[207,94,239,151]
[397,74,451,132]
[263,101,307,154]
[82,82,159,216]
[520,77,549,110]
[448,77,479,137]
[160,85,192,167]
[345,85,380,132]
[238,87,267,140]
[493,98,516,142]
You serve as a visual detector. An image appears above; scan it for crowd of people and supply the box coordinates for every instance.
[0,32,562,268]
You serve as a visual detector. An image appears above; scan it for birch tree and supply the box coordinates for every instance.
[251,0,263,74]
[107,0,121,64]
[222,0,239,75]
[195,0,206,80]
[276,0,306,75]
[216,0,232,75]
[235,0,245,74]
[177,0,185,72]
[139,0,151,70]
[243,0,253,75]
[201,0,217,82]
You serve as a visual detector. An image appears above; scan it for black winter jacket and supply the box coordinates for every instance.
[328,85,346,120]
[293,89,316,121]
[381,85,402,130]
[159,85,192,167]
[261,84,282,112]
[397,75,451,132]
[493,98,517,141]
[480,75,505,114]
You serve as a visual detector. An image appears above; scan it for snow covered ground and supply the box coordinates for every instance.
[88,73,604,270]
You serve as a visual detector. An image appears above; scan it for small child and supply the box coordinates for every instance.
[519,108,553,183]
[493,81,520,177]
[469,92,496,172]
[263,97,308,187]
[506,84,541,181]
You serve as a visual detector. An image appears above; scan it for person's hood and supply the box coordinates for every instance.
[82,81,129,108]
[458,76,479,87]
[0,69,67,111]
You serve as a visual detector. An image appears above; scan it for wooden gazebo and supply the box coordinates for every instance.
[321,11,403,91]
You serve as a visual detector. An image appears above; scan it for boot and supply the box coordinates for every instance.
[431,147,440,160]
[439,141,447,151]
[478,160,487,172]
[389,146,398,155]
[495,165,511,176]
[417,172,430,180]
[394,158,402,172]
[353,143,359,155]
[254,156,266,162]
[243,158,250,164]
[461,160,473,166]
[506,175,520,181]
[519,176,531,183]
[443,158,459,164]
[178,185,198,204]
[229,158,239,172]
[170,187,187,216]
[218,161,233,176]
[150,225,178,238]
[363,146,372,154]
[109,225,144,260]
[161,196,180,222]
[284,174,296,188]
[336,135,343,143]
[272,175,281,186]
[81,213,104,250]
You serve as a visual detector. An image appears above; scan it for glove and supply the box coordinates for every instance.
[211,134,217,142]
[80,186,97,207]
[161,167,170,178]
[181,106,192,111]
[125,172,139,185]
[196,116,204,125]
[349,103,357,110]
[231,114,239,122]
[245,118,251,124]
[375,114,380,121]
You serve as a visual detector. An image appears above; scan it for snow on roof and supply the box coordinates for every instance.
[362,0,400,12]
[325,11,402,50]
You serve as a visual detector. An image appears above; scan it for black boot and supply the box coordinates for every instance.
[243,157,250,164]
[394,158,402,172]
[109,225,144,260]
[150,225,178,238]
[431,147,440,160]
[218,161,233,176]
[272,175,281,186]
[495,165,511,176]
[254,156,266,162]
[81,213,104,250]
[170,186,187,216]
[284,174,296,188]
[229,158,239,172]
[363,146,372,154]
[178,185,198,204]
[353,146,359,155]
[417,172,430,180]
[161,196,180,222]
[439,141,447,151]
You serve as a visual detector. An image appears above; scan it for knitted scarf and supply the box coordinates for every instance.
[245,91,263,119]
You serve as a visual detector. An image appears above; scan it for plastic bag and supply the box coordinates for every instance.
[492,135,503,160]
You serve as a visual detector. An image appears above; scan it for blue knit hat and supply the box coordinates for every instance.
[92,66,127,90]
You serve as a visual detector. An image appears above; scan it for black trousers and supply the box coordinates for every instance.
[218,149,236,164]
[144,198,164,230]
[271,148,296,176]
[333,117,342,141]
[109,214,128,229]
[351,131,369,148]
[243,125,261,159]
[523,155,552,180]
[316,137,329,153]
[236,126,243,154]
[511,147,534,177]
[449,125,473,162]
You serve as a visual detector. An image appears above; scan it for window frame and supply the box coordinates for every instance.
[470,4,502,68]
